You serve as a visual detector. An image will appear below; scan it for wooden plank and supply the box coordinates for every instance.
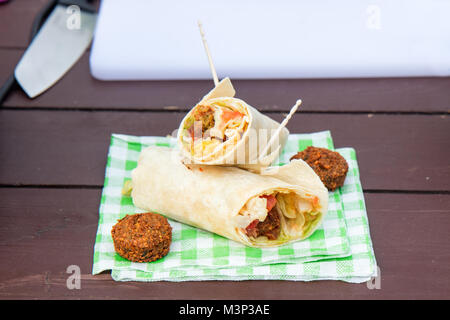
[0,110,448,191]
[1,49,450,113]
[0,188,448,299]
[0,49,22,87]
[0,1,100,49]
[0,0,48,49]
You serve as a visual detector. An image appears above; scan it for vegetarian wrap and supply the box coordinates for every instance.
[177,78,289,172]
[130,146,328,247]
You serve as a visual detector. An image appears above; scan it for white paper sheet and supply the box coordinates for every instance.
[90,0,450,80]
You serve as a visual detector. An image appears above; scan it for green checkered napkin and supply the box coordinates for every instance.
[92,131,377,282]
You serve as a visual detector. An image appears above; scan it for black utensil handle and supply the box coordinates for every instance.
[0,74,17,105]
[58,0,96,13]
[0,0,58,106]
[30,0,58,42]
[0,0,97,106]
[30,0,97,41]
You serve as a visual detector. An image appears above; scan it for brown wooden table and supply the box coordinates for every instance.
[1,1,449,300]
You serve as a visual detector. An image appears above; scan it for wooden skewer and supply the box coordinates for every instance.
[259,99,302,160]
[198,20,219,86]
[197,20,300,165]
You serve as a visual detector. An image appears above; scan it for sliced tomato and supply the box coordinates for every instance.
[260,194,277,211]
[245,219,259,238]
[312,196,319,207]
[220,109,244,123]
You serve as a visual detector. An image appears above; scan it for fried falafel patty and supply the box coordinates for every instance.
[290,146,348,191]
[111,212,172,263]
[181,98,249,159]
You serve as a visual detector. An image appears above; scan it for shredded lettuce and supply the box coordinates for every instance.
[301,212,321,237]
[276,193,297,219]
[121,180,133,196]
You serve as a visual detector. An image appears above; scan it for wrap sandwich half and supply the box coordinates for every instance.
[177,78,289,172]
[130,146,328,247]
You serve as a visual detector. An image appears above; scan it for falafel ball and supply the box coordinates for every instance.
[111,212,172,263]
[290,146,348,191]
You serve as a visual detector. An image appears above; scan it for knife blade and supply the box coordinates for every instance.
[0,0,59,105]
[14,2,96,98]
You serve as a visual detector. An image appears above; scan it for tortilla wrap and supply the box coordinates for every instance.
[130,146,328,247]
[177,78,289,172]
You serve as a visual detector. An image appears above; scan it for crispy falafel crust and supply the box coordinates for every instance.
[111,212,172,263]
[290,146,348,191]
[193,104,215,132]
[245,206,281,240]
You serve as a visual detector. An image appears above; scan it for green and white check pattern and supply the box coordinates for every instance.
[92,131,377,283]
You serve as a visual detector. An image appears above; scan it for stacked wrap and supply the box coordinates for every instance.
[131,146,328,247]
[130,78,329,247]
[177,78,289,172]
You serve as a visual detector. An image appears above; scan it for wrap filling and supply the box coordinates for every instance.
[237,192,321,244]
[182,99,249,159]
